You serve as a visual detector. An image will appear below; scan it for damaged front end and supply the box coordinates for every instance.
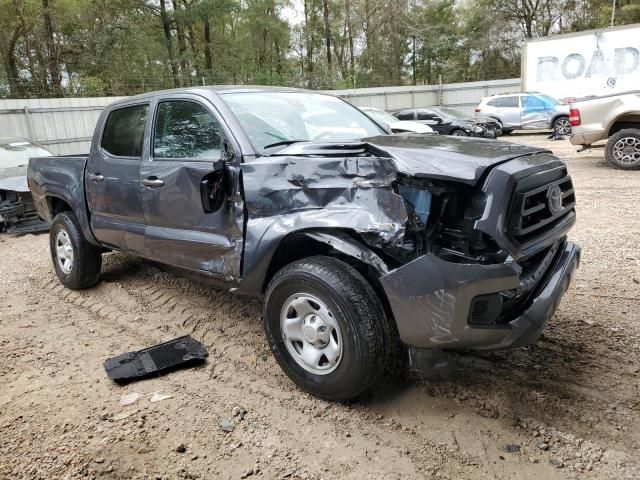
[241,135,580,350]
[0,184,49,234]
[377,146,580,350]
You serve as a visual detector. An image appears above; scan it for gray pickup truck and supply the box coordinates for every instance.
[28,86,580,401]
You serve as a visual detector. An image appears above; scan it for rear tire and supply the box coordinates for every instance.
[264,256,390,402]
[50,211,102,289]
[605,129,640,170]
[553,116,571,136]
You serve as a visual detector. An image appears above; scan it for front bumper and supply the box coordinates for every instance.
[380,241,580,350]
[471,128,501,139]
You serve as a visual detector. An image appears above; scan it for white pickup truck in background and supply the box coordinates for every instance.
[569,91,640,170]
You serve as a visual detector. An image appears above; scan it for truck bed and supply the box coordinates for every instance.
[27,154,89,226]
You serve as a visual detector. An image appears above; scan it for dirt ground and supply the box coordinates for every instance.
[1,133,639,480]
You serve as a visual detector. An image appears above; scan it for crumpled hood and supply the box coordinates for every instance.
[364,134,549,185]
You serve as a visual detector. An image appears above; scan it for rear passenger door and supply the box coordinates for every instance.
[86,103,148,253]
[491,96,520,128]
[141,96,244,278]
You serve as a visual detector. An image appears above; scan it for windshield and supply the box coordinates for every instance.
[433,107,470,120]
[0,140,51,169]
[365,109,399,126]
[221,92,385,153]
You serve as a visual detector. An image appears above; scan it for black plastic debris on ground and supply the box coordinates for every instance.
[104,335,208,383]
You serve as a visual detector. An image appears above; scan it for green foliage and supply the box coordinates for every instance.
[0,0,637,98]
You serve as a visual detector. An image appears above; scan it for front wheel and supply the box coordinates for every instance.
[50,211,102,289]
[553,116,571,136]
[605,129,640,170]
[264,256,390,402]
[451,129,468,137]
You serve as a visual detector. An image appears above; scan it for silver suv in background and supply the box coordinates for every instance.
[475,93,571,135]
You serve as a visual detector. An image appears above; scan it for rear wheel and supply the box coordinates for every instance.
[264,256,390,402]
[50,211,102,289]
[605,129,640,170]
[553,116,571,136]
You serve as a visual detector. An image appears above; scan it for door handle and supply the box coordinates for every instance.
[142,177,165,187]
[88,173,104,182]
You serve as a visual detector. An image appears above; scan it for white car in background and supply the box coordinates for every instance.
[360,107,434,134]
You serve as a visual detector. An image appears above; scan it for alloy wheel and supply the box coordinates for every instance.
[612,136,640,165]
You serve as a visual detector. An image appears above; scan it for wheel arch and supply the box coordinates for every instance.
[551,113,569,123]
[261,229,391,295]
[607,113,640,137]
[46,195,73,219]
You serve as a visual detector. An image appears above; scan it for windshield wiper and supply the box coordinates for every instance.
[263,139,310,149]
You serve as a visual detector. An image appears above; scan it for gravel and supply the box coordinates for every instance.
[1,133,639,479]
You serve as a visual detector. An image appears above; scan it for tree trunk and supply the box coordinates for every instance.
[171,0,189,81]
[345,0,354,73]
[42,0,63,96]
[0,24,25,97]
[411,35,416,86]
[322,0,331,69]
[1,52,22,98]
[160,0,180,87]
[204,16,213,80]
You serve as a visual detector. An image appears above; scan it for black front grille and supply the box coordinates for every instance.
[509,170,576,245]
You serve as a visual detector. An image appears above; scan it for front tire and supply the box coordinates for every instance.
[605,129,640,170]
[451,129,468,137]
[50,211,102,289]
[264,256,389,402]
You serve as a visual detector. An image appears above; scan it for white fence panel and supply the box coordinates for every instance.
[0,79,521,153]
[0,97,125,154]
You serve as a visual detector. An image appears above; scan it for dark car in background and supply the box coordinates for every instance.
[393,107,502,138]
[0,138,52,234]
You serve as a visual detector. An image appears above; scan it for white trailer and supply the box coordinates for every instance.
[522,23,640,101]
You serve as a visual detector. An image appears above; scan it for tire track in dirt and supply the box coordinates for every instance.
[19,260,491,479]
[33,250,639,479]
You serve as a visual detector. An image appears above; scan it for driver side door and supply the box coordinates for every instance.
[141,96,244,279]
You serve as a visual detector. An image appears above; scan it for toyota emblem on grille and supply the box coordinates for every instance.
[546,184,563,214]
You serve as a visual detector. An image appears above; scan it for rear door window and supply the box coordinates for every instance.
[417,110,437,121]
[396,111,415,121]
[101,104,149,157]
[487,96,519,108]
[153,100,222,160]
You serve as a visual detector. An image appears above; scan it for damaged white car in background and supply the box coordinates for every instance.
[0,138,52,234]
